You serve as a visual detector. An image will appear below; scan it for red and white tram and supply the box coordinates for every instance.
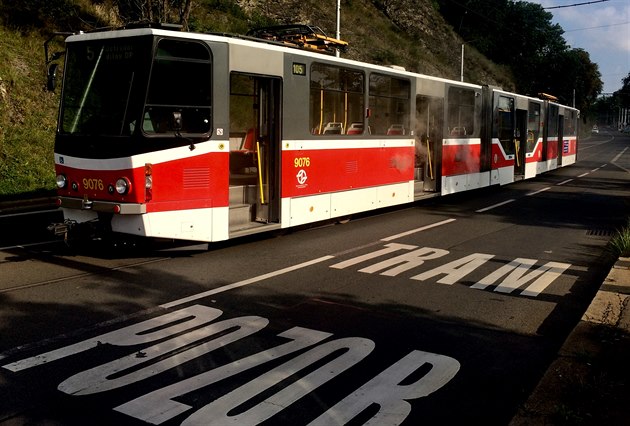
[50,24,579,243]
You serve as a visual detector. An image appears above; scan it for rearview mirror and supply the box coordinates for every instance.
[47,63,58,91]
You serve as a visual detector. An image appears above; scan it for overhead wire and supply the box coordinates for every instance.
[544,0,611,10]
[565,21,629,32]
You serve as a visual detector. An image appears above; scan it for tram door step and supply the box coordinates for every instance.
[229,203,253,228]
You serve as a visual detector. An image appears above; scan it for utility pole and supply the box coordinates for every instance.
[336,0,341,58]
[460,44,464,82]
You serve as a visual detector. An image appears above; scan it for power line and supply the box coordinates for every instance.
[544,0,610,10]
[565,21,629,32]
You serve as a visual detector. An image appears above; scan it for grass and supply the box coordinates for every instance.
[0,26,60,199]
[608,219,630,258]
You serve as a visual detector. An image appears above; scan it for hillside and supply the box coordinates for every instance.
[0,0,513,199]
[229,0,512,87]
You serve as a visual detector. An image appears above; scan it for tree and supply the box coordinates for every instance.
[435,0,603,112]
[616,72,630,107]
[116,0,193,29]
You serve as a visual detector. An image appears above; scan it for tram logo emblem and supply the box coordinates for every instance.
[296,169,308,187]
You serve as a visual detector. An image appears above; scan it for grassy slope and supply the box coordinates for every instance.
[0,27,60,198]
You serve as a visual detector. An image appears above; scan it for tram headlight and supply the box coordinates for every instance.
[145,175,153,189]
[56,174,67,189]
[115,177,131,195]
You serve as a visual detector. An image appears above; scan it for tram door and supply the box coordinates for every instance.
[254,77,281,223]
[514,109,527,178]
[415,95,443,193]
[229,74,280,228]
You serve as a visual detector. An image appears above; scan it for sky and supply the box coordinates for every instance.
[529,0,629,94]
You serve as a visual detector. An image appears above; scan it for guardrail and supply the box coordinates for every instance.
[0,197,58,215]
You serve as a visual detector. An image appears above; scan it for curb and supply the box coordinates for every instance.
[510,257,630,425]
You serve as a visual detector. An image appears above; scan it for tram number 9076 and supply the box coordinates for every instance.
[294,157,311,168]
[83,178,104,191]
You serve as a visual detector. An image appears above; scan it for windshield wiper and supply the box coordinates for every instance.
[70,46,104,133]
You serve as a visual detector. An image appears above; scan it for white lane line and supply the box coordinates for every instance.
[380,218,456,242]
[611,149,630,173]
[526,187,551,197]
[612,147,628,163]
[475,199,515,213]
[577,172,589,178]
[557,179,574,186]
[160,255,335,309]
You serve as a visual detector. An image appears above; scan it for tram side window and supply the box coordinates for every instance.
[496,95,515,155]
[310,63,364,135]
[143,39,212,136]
[447,87,475,137]
[527,102,541,152]
[368,74,410,136]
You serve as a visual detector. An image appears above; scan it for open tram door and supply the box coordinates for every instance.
[415,95,443,193]
[254,77,281,223]
[228,74,281,233]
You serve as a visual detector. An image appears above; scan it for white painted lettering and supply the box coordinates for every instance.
[309,350,460,425]
[520,262,571,296]
[359,247,449,276]
[114,327,332,424]
[58,315,268,395]
[411,253,495,284]
[330,243,417,270]
[471,259,571,296]
[3,305,223,372]
[182,337,375,426]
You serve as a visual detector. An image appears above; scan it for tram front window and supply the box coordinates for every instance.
[60,36,152,137]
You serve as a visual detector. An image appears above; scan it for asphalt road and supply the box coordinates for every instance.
[1,128,629,425]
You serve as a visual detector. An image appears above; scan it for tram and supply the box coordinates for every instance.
[48,23,579,243]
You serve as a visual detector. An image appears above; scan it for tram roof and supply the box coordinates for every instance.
[65,26,484,91]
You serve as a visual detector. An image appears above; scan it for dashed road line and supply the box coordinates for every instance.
[380,218,456,242]
[525,187,551,197]
[160,255,335,309]
[475,199,515,213]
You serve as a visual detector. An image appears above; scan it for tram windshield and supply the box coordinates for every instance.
[60,36,152,137]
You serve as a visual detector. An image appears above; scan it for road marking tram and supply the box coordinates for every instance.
[48,23,579,243]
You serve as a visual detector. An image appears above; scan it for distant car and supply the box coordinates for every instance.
[591,125,599,134]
